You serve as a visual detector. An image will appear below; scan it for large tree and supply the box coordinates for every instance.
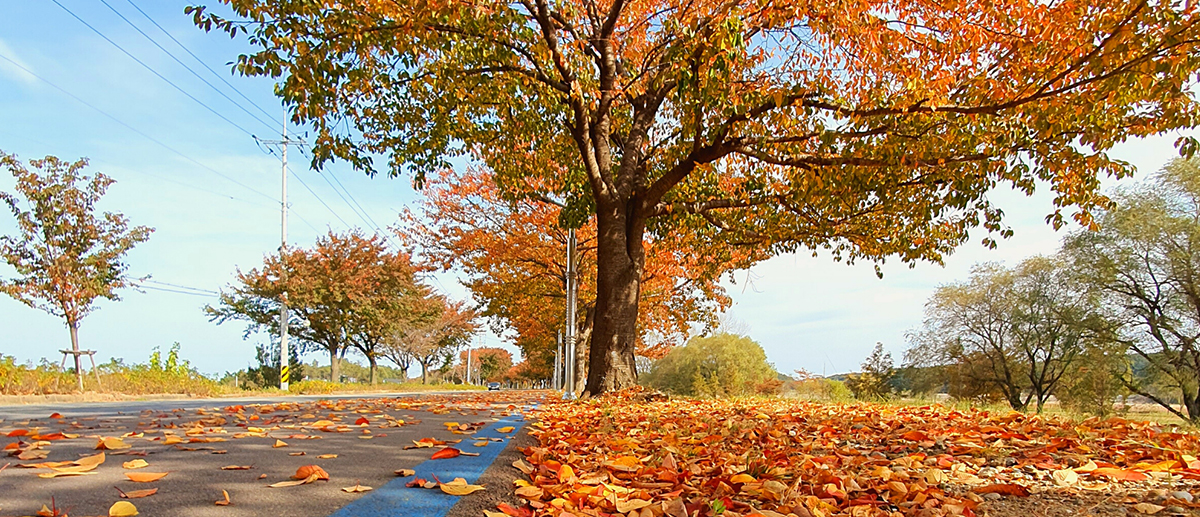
[0,152,153,391]
[406,167,740,387]
[1065,158,1200,423]
[192,0,1200,394]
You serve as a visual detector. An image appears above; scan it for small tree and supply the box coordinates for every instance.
[0,152,153,391]
[846,343,895,400]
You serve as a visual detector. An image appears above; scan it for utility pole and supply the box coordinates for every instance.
[564,228,577,397]
[554,330,563,391]
[465,345,472,385]
[259,114,304,391]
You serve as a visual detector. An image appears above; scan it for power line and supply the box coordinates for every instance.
[122,0,281,126]
[257,142,352,229]
[50,0,259,138]
[144,279,219,295]
[139,284,218,297]
[294,146,398,247]
[0,51,278,204]
[96,0,280,134]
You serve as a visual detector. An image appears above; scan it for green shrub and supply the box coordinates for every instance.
[0,345,225,396]
[641,333,778,397]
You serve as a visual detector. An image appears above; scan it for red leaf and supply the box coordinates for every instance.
[355,417,370,425]
[6,429,28,437]
[49,413,62,419]
[431,447,461,460]
[974,484,1030,497]
[900,430,930,442]
[1091,467,1148,482]
[406,477,428,488]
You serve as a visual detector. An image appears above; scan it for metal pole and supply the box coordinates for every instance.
[465,346,472,385]
[554,331,562,390]
[565,228,577,396]
[279,114,291,391]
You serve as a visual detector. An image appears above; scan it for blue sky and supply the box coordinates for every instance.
[0,1,1194,378]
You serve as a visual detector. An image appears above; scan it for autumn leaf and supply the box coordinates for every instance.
[273,439,288,448]
[293,464,329,480]
[1091,468,1149,482]
[97,437,132,450]
[1052,469,1079,487]
[221,465,253,470]
[615,498,654,513]
[439,477,485,496]
[342,483,373,493]
[355,417,370,425]
[115,487,158,499]
[268,473,321,488]
[974,484,1030,497]
[1133,503,1165,514]
[394,469,416,477]
[125,472,169,483]
[317,454,338,459]
[215,490,231,506]
[496,426,515,434]
[122,459,149,469]
[431,447,461,460]
[109,501,139,516]
[38,470,97,478]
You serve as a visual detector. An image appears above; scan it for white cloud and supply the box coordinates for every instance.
[0,38,37,85]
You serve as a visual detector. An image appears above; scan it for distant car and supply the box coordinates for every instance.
[487,382,501,391]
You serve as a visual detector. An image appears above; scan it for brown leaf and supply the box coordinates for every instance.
[215,489,231,506]
[269,473,321,488]
[98,437,132,450]
[221,465,253,470]
[1133,503,1164,515]
[317,454,338,459]
[394,469,416,477]
[342,483,373,493]
[115,487,159,499]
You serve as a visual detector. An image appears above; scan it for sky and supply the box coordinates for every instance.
[0,1,1195,378]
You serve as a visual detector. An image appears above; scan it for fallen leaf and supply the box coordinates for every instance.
[974,484,1030,497]
[109,501,138,516]
[98,437,132,450]
[115,487,158,499]
[496,426,515,433]
[432,447,462,460]
[515,485,544,499]
[317,454,338,459]
[439,477,485,495]
[215,489,231,506]
[293,464,329,480]
[355,417,370,425]
[221,465,253,470]
[1133,503,1164,515]
[615,499,654,513]
[38,470,98,478]
[126,472,169,483]
[1092,467,1149,482]
[268,473,321,488]
[273,439,288,448]
[342,483,373,493]
[288,452,306,456]
[122,459,149,469]
[395,469,416,477]
[1052,469,1079,487]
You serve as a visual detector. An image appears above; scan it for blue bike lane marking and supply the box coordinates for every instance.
[330,410,529,517]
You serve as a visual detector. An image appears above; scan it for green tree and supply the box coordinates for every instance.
[191,0,1200,394]
[906,256,1096,412]
[641,333,776,397]
[0,152,153,391]
[845,342,895,400]
[1064,158,1200,423]
[240,342,304,389]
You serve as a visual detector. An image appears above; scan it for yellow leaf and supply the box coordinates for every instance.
[1051,469,1078,487]
[123,459,150,469]
[342,483,374,493]
[439,477,486,496]
[496,426,515,433]
[515,485,543,499]
[317,454,338,459]
[162,436,183,445]
[38,470,98,478]
[215,489,231,506]
[98,437,132,450]
[443,422,460,429]
[273,439,288,448]
[474,441,489,447]
[109,501,138,517]
[394,469,416,477]
[730,473,757,484]
[76,452,106,469]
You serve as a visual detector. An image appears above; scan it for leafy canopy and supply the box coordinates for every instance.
[0,151,153,326]
[191,0,1200,267]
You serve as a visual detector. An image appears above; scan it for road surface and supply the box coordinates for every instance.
[0,391,546,517]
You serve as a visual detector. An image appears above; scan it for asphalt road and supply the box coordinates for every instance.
[0,391,546,517]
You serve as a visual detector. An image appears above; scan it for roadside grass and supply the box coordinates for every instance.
[0,354,485,399]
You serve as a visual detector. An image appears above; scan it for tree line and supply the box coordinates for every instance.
[895,159,1200,423]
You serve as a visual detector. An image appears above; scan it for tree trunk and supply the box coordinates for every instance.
[421,360,429,384]
[69,321,83,392]
[574,309,593,391]
[583,204,642,396]
[329,347,341,382]
[367,354,378,384]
